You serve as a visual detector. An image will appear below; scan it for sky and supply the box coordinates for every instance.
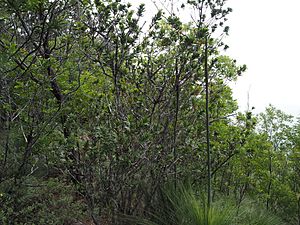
[129,0,300,116]
[226,0,300,116]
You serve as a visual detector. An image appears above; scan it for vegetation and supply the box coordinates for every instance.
[0,0,299,224]
[124,183,285,225]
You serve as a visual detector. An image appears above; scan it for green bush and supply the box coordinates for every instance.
[0,177,86,225]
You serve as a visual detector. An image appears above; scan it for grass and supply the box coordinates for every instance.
[123,183,285,225]
[236,198,285,225]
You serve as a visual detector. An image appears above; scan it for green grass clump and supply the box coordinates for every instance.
[127,183,285,225]
[127,183,234,225]
[236,199,285,225]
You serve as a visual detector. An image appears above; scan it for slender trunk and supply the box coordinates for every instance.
[205,35,212,213]
[298,196,300,225]
[266,149,272,210]
[239,170,250,205]
[173,58,180,189]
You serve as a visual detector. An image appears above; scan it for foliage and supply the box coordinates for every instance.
[0,0,298,224]
[0,178,86,224]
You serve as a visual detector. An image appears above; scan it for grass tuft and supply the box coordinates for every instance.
[123,183,285,225]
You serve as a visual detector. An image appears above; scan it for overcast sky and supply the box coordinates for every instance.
[130,0,300,116]
[226,0,300,116]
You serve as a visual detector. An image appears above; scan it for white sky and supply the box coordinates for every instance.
[129,0,300,116]
[226,0,300,116]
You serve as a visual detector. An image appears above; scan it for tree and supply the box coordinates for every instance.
[258,105,293,211]
[0,0,252,224]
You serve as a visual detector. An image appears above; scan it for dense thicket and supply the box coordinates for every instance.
[0,0,299,224]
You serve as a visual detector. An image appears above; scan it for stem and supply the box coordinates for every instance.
[173,58,180,189]
[266,148,272,210]
[297,197,300,225]
[205,35,212,218]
